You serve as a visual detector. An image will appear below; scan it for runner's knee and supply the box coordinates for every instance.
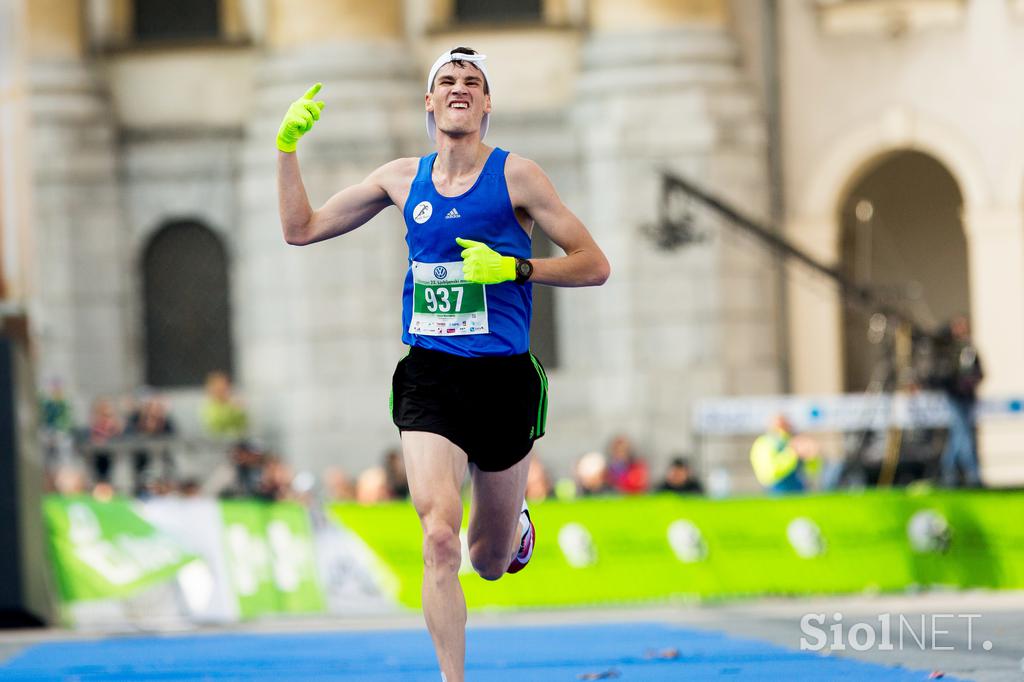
[422,522,461,572]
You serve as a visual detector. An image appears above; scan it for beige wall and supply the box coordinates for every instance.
[83,0,252,50]
[267,0,402,47]
[589,0,725,31]
[777,0,1024,482]
[1,0,33,300]
[24,0,1022,481]
[221,0,249,42]
[26,0,83,58]
[105,48,256,129]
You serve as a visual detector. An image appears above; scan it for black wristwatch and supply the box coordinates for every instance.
[514,257,534,284]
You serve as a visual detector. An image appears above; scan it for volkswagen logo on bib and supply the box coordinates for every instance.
[434,266,448,280]
[413,201,433,224]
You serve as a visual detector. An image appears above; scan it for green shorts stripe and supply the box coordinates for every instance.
[529,353,549,437]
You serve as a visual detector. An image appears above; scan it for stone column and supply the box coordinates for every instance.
[784,215,844,396]
[0,0,32,301]
[25,0,133,399]
[571,0,778,487]
[238,0,421,475]
[963,205,1024,485]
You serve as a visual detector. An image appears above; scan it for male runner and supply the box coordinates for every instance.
[276,48,609,681]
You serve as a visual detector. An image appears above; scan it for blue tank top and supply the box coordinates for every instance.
[401,147,532,357]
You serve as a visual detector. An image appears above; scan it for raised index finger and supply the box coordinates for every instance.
[303,83,322,100]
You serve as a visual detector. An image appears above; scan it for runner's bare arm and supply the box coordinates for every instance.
[506,155,610,287]
[278,156,416,246]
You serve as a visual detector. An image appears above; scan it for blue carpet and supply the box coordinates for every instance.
[0,622,958,681]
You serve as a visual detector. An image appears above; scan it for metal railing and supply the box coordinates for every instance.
[74,435,234,494]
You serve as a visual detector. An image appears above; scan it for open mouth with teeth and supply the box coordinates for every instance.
[449,101,470,109]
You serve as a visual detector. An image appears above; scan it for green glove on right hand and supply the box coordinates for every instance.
[276,83,325,153]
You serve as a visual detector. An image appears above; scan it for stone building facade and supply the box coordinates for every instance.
[6,0,1023,487]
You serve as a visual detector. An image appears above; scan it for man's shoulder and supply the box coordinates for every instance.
[503,153,552,200]
[368,157,421,198]
[376,157,420,181]
[503,152,544,180]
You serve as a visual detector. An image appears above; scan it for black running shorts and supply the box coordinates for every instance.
[390,346,548,472]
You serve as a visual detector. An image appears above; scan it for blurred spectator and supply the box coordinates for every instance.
[383,448,409,500]
[575,451,612,496]
[323,466,355,502]
[126,392,177,496]
[607,434,649,494]
[92,481,115,502]
[143,479,175,497]
[258,455,295,501]
[87,397,124,485]
[179,479,202,497]
[750,414,820,494]
[201,371,248,441]
[931,316,984,488]
[356,466,391,505]
[229,440,268,497]
[39,379,74,468]
[658,456,703,495]
[525,456,553,501]
[40,380,74,431]
[52,464,87,495]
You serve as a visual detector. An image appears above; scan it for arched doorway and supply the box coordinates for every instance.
[838,150,969,391]
[142,220,233,387]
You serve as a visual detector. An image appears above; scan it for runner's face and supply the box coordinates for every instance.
[426,63,490,138]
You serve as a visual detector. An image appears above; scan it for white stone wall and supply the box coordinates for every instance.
[569,27,778,488]
[120,131,246,399]
[25,19,776,489]
[28,2,1024,489]
[29,59,133,402]
[237,43,422,477]
[773,0,1024,484]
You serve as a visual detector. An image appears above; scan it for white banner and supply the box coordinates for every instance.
[138,498,239,623]
[310,510,401,616]
[693,392,1024,436]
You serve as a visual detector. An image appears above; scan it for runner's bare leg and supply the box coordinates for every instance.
[402,431,469,682]
[467,452,532,579]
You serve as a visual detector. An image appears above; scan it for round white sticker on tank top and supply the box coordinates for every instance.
[412,201,433,224]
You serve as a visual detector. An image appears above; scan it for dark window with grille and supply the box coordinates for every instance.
[455,0,541,23]
[530,229,559,369]
[143,221,233,387]
[133,0,220,42]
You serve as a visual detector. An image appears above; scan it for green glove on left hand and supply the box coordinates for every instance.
[456,237,516,284]
[277,83,326,153]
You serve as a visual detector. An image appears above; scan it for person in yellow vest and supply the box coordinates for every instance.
[200,371,249,441]
[750,414,820,494]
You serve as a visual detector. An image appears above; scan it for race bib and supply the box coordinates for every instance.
[408,261,488,336]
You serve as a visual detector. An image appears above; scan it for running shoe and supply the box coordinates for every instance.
[506,505,534,574]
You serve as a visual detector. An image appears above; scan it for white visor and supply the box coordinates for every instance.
[426,50,490,141]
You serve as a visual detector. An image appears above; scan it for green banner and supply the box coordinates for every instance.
[266,503,326,613]
[219,500,325,618]
[328,490,1024,609]
[42,495,195,603]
